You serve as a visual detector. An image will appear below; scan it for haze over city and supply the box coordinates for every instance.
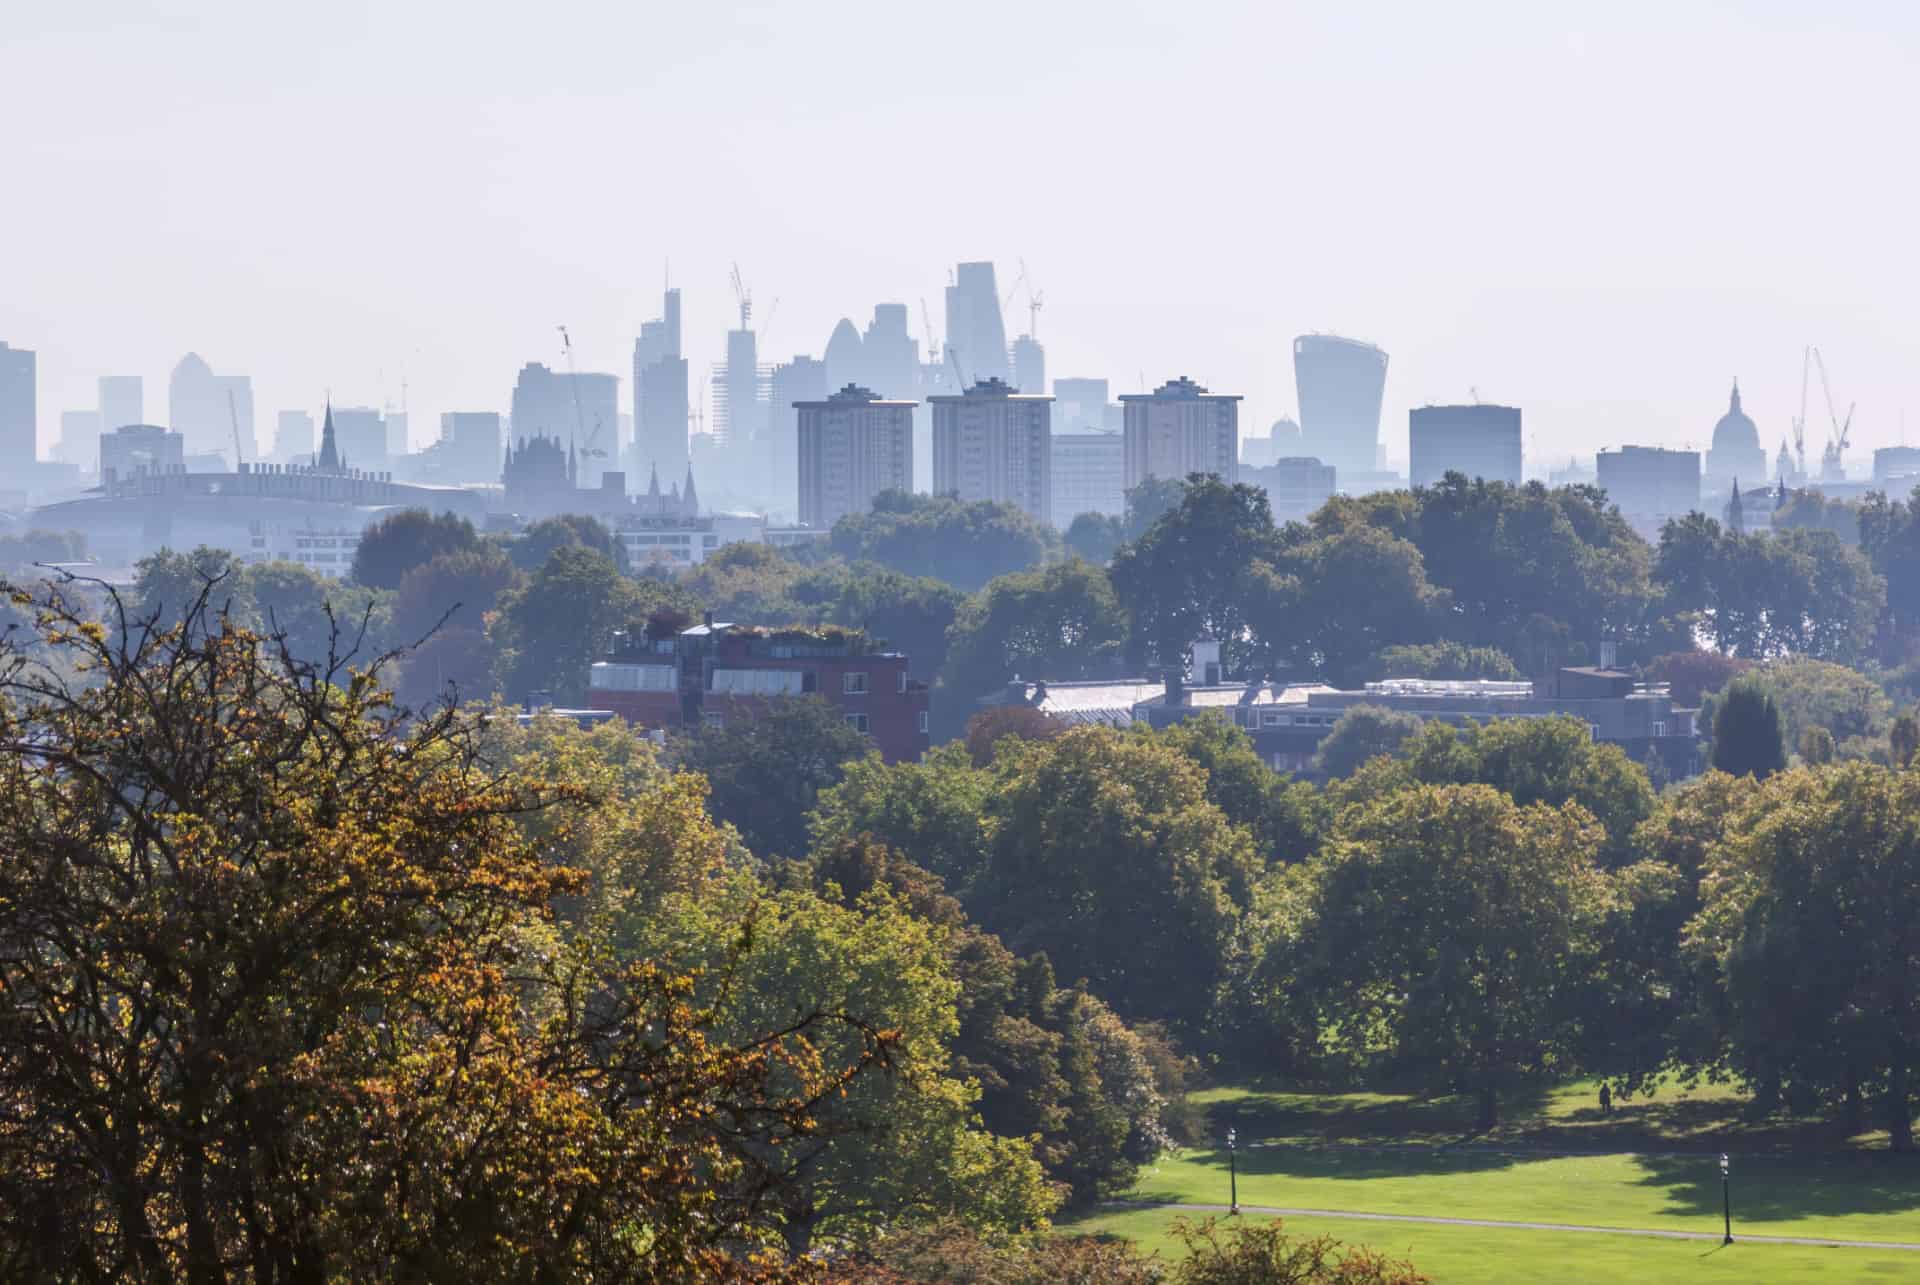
[5,0,1918,466]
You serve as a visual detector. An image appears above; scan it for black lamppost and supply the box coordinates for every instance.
[1227,1127,1239,1215]
[1720,1152,1732,1245]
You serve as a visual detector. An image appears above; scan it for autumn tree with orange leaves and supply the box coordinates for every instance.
[0,574,894,1283]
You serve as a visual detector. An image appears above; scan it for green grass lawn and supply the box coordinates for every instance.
[1088,1076,1920,1279]
[1062,1207,1920,1283]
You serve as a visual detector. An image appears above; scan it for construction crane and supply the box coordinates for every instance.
[730,262,752,331]
[759,296,780,353]
[1812,347,1854,483]
[998,262,1028,319]
[1019,258,1043,339]
[1791,346,1811,480]
[557,325,607,464]
[227,389,246,468]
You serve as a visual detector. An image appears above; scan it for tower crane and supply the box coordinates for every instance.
[998,262,1027,319]
[730,262,752,331]
[557,325,607,464]
[1812,347,1854,483]
[1019,257,1043,339]
[1791,346,1810,480]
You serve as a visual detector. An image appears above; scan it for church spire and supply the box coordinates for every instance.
[682,464,699,516]
[1726,478,1745,535]
[1729,379,1742,415]
[317,400,341,472]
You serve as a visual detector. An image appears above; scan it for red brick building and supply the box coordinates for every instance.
[587,620,931,762]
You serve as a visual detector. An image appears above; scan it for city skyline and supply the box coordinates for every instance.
[4,2,1917,472]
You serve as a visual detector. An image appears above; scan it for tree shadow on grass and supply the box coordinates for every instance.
[1127,1141,1530,1206]
[1629,1151,1920,1226]
[1202,1078,1556,1149]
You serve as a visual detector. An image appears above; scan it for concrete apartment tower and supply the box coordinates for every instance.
[1120,375,1242,491]
[929,377,1052,523]
[1293,335,1388,481]
[795,384,916,529]
[632,288,689,482]
[944,262,1011,387]
[1408,403,1523,488]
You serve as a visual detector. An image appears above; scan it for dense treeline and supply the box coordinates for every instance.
[111,468,1920,764]
[11,455,1920,1275]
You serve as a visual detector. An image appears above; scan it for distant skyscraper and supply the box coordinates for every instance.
[862,304,917,399]
[329,407,388,470]
[100,424,184,485]
[632,288,688,481]
[1244,456,1337,523]
[512,362,618,486]
[1597,445,1701,538]
[1010,334,1045,396]
[824,318,866,392]
[0,342,36,474]
[796,384,916,528]
[1408,404,1522,488]
[98,375,143,431]
[167,353,255,462]
[437,412,504,482]
[168,353,255,462]
[712,326,767,450]
[1053,378,1116,433]
[1120,375,1241,492]
[769,356,830,520]
[944,262,1010,387]
[1293,335,1388,481]
[57,410,101,467]
[929,377,1052,523]
[385,411,410,458]
[275,410,315,463]
[1051,433,1125,522]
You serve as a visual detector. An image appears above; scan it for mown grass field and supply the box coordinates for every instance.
[1079,1076,1920,1281]
[1060,1206,1920,1283]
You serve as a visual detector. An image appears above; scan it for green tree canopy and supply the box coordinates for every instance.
[677,695,876,859]
[1110,476,1279,674]
[942,558,1130,711]
[1688,764,1920,1147]
[1710,675,1790,779]
[491,543,644,703]
[348,508,484,589]
[973,726,1262,1031]
[1313,705,1424,780]
[1292,784,1614,1128]
[830,490,1058,591]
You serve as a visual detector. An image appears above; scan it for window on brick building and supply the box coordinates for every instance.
[843,672,869,695]
[846,712,870,733]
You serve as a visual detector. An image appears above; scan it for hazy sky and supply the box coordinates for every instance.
[5,0,1917,471]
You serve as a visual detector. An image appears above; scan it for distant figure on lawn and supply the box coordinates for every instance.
[1599,1083,1612,1116]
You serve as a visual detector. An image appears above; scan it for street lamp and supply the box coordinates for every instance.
[1227,1127,1239,1215]
[1720,1152,1732,1245]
